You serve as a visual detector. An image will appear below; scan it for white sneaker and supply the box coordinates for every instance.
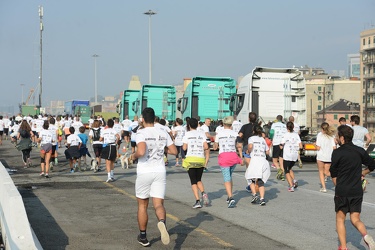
[364,234,375,250]
[157,221,170,245]
[106,178,112,183]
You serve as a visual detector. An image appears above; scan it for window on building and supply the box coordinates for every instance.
[373,36,375,43]
[334,114,338,119]
[369,38,371,45]
[345,115,349,119]
[318,96,321,100]
[318,86,321,91]
[292,96,296,102]
[318,105,321,110]
[363,38,366,45]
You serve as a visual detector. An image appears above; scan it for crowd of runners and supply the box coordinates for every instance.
[1,110,375,249]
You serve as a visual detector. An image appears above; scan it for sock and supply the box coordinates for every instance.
[110,170,114,178]
[159,219,165,224]
[107,172,111,179]
[140,230,146,239]
[201,191,205,196]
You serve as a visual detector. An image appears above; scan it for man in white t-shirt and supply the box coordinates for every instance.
[130,108,177,247]
[231,115,243,134]
[121,115,132,131]
[289,115,302,168]
[270,115,287,180]
[350,115,372,148]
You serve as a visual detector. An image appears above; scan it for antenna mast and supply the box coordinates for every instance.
[38,5,43,108]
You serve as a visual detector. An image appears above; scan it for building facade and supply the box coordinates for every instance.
[360,28,375,131]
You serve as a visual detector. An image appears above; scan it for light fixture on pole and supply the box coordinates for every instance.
[92,54,99,104]
[144,9,157,85]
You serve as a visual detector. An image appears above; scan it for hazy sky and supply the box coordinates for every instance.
[1,0,374,112]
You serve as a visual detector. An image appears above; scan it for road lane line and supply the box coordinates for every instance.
[91,175,233,248]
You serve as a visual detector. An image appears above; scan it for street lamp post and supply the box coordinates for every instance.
[144,10,157,85]
[92,54,99,104]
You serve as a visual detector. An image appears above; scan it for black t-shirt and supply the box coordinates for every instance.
[330,142,375,197]
[238,122,255,145]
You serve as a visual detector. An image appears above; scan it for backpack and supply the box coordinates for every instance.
[92,128,101,141]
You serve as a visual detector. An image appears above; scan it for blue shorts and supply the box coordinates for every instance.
[220,165,236,182]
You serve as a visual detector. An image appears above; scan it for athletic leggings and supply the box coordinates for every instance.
[21,149,32,164]
[187,167,204,185]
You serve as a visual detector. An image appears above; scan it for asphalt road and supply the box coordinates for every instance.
[2,138,375,250]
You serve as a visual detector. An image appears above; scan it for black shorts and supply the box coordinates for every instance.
[334,196,363,214]
[283,160,295,174]
[131,141,136,148]
[93,144,103,158]
[0,131,3,136]
[272,145,283,158]
[4,128,9,135]
[101,144,117,161]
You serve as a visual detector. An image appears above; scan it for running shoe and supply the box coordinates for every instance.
[55,158,58,165]
[175,162,180,167]
[204,167,208,172]
[251,194,259,203]
[364,234,375,250]
[259,199,266,206]
[245,185,251,193]
[276,168,282,179]
[288,187,294,192]
[40,172,44,176]
[111,177,116,182]
[362,178,368,192]
[271,163,276,169]
[226,197,230,204]
[293,181,298,188]
[45,174,50,179]
[320,188,327,193]
[324,176,328,183]
[228,198,236,208]
[106,178,113,183]
[193,200,202,208]
[202,193,210,205]
[137,235,150,247]
[49,162,53,171]
[70,169,74,173]
[157,221,170,245]
[74,163,78,172]
[281,173,285,181]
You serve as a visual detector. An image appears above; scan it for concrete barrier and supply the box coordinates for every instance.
[0,163,43,250]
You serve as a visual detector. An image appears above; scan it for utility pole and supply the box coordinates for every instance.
[38,5,43,108]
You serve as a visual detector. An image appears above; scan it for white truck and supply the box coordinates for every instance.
[230,67,306,127]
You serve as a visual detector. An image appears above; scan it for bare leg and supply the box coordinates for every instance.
[317,160,326,189]
[336,210,347,249]
[137,198,149,231]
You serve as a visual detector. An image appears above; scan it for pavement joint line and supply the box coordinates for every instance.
[91,175,233,248]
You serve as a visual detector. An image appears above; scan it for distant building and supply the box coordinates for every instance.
[360,28,375,131]
[316,99,360,127]
[305,77,360,132]
[347,53,360,78]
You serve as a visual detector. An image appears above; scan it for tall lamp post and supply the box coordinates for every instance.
[20,84,25,104]
[144,10,157,85]
[38,5,43,108]
[92,54,99,104]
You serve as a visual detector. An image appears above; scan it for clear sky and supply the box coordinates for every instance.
[0,0,374,113]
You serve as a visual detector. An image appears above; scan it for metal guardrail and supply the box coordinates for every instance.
[0,163,43,250]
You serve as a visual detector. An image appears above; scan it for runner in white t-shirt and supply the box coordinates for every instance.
[131,108,177,247]
[213,116,242,208]
[100,119,120,182]
[172,118,185,166]
[280,122,302,192]
[270,115,287,180]
[182,118,210,209]
[38,120,54,178]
